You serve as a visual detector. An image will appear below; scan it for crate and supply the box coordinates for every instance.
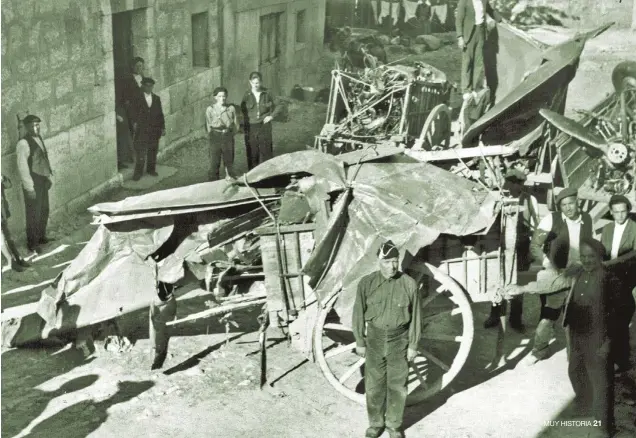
[255,223,316,326]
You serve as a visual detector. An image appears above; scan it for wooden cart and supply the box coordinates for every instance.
[236,193,520,406]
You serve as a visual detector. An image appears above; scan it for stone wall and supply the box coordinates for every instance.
[1,0,222,239]
[221,0,326,103]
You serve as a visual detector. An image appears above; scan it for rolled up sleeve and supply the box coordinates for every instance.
[16,139,34,192]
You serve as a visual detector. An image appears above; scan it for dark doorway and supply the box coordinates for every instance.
[112,11,135,171]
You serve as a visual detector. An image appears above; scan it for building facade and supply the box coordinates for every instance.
[1,0,326,238]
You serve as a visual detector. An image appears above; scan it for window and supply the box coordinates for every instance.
[260,13,282,64]
[191,12,209,68]
[296,10,306,44]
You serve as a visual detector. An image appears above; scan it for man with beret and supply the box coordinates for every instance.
[599,194,636,373]
[484,169,539,331]
[131,77,165,181]
[353,240,422,438]
[16,115,53,253]
[525,187,593,364]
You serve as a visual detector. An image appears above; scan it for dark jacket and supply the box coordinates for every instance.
[455,0,502,42]
[132,93,165,142]
[562,267,619,349]
[600,218,636,290]
[240,88,281,125]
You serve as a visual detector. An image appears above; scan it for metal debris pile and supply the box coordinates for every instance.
[317,62,449,151]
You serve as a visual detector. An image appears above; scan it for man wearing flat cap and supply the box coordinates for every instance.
[600,194,636,373]
[353,240,422,438]
[16,115,53,253]
[131,77,165,181]
[484,169,539,331]
[525,187,593,365]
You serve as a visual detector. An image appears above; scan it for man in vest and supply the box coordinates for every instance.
[484,169,539,331]
[16,115,53,253]
[526,187,593,365]
[599,194,636,373]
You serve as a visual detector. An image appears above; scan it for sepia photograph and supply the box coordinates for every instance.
[1,0,635,437]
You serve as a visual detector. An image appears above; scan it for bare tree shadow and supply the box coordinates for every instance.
[24,379,154,438]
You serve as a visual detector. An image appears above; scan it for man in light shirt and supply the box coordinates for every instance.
[526,187,593,364]
[599,194,636,373]
[16,115,53,253]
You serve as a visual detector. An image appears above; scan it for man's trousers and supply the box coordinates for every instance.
[365,325,409,430]
[133,137,160,177]
[149,294,177,365]
[567,329,614,432]
[208,130,236,181]
[245,122,273,170]
[461,24,486,94]
[610,291,635,369]
[23,174,50,250]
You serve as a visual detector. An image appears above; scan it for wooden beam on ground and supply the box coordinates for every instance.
[404,146,517,162]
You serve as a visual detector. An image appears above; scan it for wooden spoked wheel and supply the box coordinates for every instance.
[313,263,474,406]
[416,104,451,150]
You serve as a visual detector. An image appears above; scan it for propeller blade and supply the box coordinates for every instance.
[539,109,609,153]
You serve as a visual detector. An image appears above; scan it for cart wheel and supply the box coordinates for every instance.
[416,104,451,150]
[314,263,474,406]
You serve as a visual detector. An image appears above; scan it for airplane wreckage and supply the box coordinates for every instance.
[3,22,635,406]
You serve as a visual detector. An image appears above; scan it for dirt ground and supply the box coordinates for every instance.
[2,28,636,438]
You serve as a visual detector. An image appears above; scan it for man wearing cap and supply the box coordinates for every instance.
[484,169,539,331]
[16,115,53,253]
[353,240,422,438]
[131,77,165,181]
[526,187,593,364]
[599,194,636,373]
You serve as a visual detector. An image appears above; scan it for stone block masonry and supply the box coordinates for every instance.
[1,0,223,242]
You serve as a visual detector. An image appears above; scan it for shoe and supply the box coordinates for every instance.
[519,353,541,367]
[27,246,39,254]
[483,315,499,329]
[148,171,159,177]
[118,162,128,169]
[365,427,384,438]
[132,174,141,181]
[10,261,26,272]
[386,428,405,438]
[16,258,30,268]
[615,362,631,374]
[39,237,53,245]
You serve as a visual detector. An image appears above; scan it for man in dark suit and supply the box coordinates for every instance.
[116,57,144,169]
[455,0,503,99]
[131,77,165,181]
[600,194,636,373]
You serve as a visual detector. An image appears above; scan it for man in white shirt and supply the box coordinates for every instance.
[599,194,636,373]
[525,187,593,364]
[16,115,54,253]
